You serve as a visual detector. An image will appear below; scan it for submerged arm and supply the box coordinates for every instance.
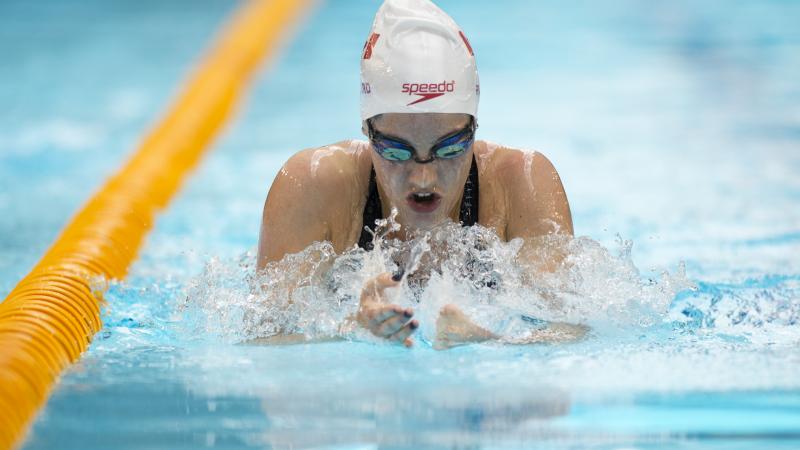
[433,304,587,350]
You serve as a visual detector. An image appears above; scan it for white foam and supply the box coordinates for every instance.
[179,213,693,345]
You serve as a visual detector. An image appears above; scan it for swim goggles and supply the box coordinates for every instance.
[367,117,476,163]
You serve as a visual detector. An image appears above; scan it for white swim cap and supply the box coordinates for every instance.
[360,0,480,122]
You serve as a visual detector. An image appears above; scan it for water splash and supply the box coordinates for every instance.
[671,274,800,344]
[179,214,695,346]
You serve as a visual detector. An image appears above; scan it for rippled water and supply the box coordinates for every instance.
[4,0,799,448]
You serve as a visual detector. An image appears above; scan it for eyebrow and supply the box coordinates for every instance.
[372,119,472,146]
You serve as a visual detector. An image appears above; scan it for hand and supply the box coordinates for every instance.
[434,304,497,350]
[357,272,418,347]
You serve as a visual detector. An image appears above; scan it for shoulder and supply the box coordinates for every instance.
[259,140,372,265]
[279,140,371,186]
[474,140,572,236]
[474,140,562,190]
[270,140,371,201]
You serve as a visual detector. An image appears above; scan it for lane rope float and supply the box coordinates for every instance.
[0,0,312,448]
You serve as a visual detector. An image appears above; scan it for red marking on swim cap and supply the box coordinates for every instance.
[458,31,474,56]
[407,92,444,106]
[362,33,380,60]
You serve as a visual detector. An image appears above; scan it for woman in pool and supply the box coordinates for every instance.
[257,0,574,348]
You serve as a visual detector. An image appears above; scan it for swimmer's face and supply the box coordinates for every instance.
[364,113,474,232]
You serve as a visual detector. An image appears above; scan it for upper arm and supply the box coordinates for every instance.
[257,149,332,269]
[506,151,573,239]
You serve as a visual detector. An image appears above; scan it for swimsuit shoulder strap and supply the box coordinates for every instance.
[358,166,382,251]
[459,154,479,226]
[358,154,480,250]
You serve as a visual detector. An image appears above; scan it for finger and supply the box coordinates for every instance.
[377,314,412,337]
[370,305,402,326]
[372,305,411,326]
[359,303,395,326]
[392,268,405,282]
[359,304,410,329]
[390,319,419,343]
[360,272,400,303]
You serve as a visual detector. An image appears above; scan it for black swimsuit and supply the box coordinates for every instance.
[357,155,480,250]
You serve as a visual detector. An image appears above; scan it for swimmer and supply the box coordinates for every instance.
[257,0,579,348]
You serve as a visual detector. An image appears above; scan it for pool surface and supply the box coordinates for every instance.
[2,0,799,448]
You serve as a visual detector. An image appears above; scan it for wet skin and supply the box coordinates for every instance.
[257,113,574,348]
[367,113,476,235]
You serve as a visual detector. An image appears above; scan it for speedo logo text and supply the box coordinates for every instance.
[402,80,455,106]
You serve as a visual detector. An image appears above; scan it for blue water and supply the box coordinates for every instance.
[1,0,799,448]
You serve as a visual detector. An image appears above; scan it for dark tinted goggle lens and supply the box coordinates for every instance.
[432,132,473,159]
[369,119,474,162]
[378,146,413,161]
[434,144,469,159]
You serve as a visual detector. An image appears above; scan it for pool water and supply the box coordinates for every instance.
[2,0,799,448]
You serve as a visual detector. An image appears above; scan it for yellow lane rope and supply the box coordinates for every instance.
[0,0,312,447]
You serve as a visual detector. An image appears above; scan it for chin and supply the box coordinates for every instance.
[399,210,448,232]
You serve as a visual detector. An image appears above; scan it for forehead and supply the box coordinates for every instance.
[371,113,471,139]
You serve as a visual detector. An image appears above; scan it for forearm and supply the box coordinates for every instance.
[434,305,588,349]
[502,321,589,345]
[251,250,339,338]
[245,314,356,346]
[244,334,344,345]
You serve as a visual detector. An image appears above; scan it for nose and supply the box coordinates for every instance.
[414,144,434,163]
[406,160,437,189]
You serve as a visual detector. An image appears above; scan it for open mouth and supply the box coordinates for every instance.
[406,191,442,213]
